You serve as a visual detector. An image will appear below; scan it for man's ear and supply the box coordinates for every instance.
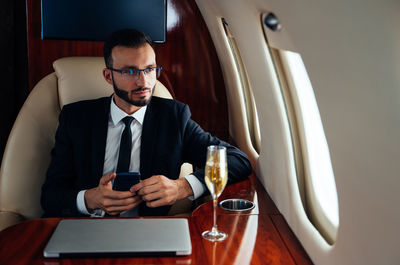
[103,68,113,85]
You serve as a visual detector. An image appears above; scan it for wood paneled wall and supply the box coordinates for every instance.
[26,0,229,141]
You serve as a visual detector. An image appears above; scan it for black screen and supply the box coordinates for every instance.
[41,0,166,42]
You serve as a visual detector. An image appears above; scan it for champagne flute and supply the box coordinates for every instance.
[202,145,228,241]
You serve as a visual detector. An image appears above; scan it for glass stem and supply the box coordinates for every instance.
[212,197,218,233]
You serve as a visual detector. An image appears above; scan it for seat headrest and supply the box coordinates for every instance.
[53,57,172,108]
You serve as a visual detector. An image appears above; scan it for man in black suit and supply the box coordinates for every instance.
[41,29,252,217]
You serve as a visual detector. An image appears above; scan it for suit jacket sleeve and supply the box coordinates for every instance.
[41,105,81,217]
[180,104,252,186]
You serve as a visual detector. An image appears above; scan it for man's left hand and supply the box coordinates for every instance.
[131,175,193,208]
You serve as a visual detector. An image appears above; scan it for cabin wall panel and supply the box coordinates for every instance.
[26,0,229,141]
[0,0,29,162]
[196,0,400,264]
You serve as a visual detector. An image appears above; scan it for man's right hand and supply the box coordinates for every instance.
[84,173,142,216]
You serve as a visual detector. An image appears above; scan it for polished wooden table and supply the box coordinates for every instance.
[0,175,313,265]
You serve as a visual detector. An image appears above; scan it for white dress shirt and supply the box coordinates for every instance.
[77,97,205,216]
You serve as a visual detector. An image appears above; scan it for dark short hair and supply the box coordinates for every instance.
[103,29,153,67]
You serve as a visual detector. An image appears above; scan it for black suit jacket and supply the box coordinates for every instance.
[41,96,252,217]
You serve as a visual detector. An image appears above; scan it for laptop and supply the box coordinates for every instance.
[43,218,192,258]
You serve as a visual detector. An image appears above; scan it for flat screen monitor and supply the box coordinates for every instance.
[41,0,166,43]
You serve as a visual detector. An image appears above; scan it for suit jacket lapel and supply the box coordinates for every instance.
[140,98,161,179]
[91,97,111,180]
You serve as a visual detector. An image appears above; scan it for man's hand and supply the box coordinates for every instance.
[131,175,193,208]
[84,173,142,215]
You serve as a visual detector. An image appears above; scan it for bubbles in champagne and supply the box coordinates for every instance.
[205,161,228,198]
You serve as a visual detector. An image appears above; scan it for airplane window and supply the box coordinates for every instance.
[283,50,339,243]
[222,19,261,153]
[262,18,339,243]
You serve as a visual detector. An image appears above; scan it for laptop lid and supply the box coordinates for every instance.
[43,218,192,258]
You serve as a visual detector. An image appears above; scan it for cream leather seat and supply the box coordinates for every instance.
[0,57,192,231]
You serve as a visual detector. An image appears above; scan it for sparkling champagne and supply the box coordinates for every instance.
[205,161,227,198]
[202,145,228,242]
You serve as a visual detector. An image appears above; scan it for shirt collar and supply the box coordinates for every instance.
[110,97,147,126]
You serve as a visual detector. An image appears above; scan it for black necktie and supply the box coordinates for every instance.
[116,116,134,173]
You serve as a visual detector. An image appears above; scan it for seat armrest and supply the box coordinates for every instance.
[0,211,25,232]
[167,163,194,216]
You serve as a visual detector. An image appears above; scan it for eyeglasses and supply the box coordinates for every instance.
[108,66,162,78]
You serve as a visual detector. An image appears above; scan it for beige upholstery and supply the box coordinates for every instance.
[0,57,192,231]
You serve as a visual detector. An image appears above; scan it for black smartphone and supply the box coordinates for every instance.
[113,172,140,191]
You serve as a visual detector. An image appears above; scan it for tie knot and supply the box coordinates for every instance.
[122,116,134,127]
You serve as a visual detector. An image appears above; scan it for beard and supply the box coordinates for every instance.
[112,81,154,107]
